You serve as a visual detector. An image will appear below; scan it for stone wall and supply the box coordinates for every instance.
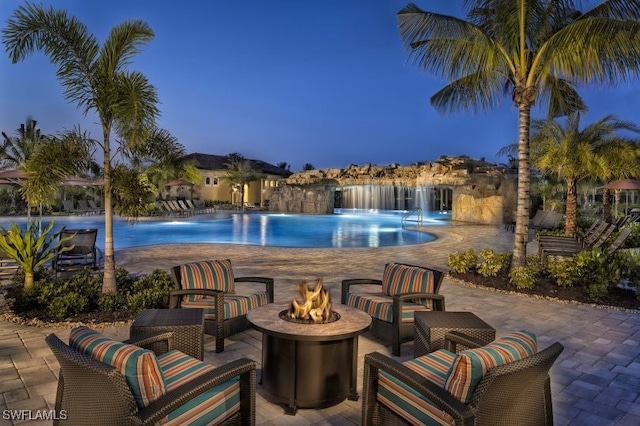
[268,156,517,224]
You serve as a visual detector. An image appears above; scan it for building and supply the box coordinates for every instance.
[177,153,292,207]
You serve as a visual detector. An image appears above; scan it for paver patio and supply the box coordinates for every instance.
[0,222,638,425]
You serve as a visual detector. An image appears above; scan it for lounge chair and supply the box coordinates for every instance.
[87,199,103,214]
[542,227,631,264]
[341,262,445,356]
[61,199,81,215]
[169,259,274,353]
[362,330,563,426]
[53,228,99,274]
[537,220,609,256]
[0,232,19,283]
[46,326,256,425]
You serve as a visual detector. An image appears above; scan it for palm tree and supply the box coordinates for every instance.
[1,117,46,169]
[397,1,640,268]
[3,3,159,293]
[595,138,640,220]
[223,156,264,211]
[531,113,640,235]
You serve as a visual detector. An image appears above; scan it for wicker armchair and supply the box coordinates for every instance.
[46,329,256,426]
[362,331,564,426]
[170,259,274,353]
[341,262,445,356]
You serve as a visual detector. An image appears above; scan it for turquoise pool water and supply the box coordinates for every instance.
[2,209,450,249]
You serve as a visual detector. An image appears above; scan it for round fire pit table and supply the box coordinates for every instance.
[247,303,371,415]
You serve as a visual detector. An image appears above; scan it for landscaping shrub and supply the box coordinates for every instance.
[476,249,511,277]
[546,257,581,288]
[9,268,174,321]
[509,266,536,289]
[447,248,478,274]
[623,223,640,248]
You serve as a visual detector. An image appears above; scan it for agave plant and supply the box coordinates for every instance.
[0,221,72,289]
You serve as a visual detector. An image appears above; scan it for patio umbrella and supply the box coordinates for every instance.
[599,179,640,214]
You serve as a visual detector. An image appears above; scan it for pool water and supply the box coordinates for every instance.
[2,210,450,249]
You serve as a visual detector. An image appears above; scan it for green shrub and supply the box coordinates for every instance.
[447,248,478,274]
[123,269,174,312]
[48,293,89,320]
[546,257,581,287]
[623,223,640,248]
[509,266,536,289]
[525,254,544,277]
[97,292,127,311]
[476,249,510,277]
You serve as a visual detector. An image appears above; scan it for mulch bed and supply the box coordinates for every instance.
[450,271,640,311]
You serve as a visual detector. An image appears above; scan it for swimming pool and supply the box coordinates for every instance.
[1,210,450,249]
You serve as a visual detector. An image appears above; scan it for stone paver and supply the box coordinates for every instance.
[0,222,638,425]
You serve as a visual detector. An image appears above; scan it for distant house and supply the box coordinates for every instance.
[177,153,292,207]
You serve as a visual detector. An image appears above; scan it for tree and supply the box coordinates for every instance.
[302,163,315,171]
[276,161,291,171]
[223,155,264,211]
[3,3,160,292]
[1,117,47,169]
[531,113,640,235]
[397,1,640,268]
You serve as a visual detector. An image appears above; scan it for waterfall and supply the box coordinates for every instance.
[339,185,435,211]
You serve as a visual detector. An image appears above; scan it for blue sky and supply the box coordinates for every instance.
[1,0,639,171]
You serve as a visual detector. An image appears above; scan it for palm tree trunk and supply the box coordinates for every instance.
[102,128,117,293]
[512,103,532,270]
[602,188,611,221]
[24,270,34,290]
[565,179,577,235]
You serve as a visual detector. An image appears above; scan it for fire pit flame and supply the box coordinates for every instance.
[287,279,336,324]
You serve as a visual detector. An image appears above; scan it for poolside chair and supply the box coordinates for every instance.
[177,200,195,216]
[53,228,99,275]
[542,227,631,265]
[537,220,609,256]
[62,199,81,215]
[341,262,445,356]
[46,326,256,425]
[361,330,564,426]
[87,199,103,214]
[169,259,274,353]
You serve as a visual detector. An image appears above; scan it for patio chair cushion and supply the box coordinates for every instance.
[157,350,241,425]
[180,259,235,301]
[445,330,537,404]
[382,262,435,309]
[180,292,271,320]
[69,326,166,409]
[344,291,429,323]
[378,349,457,425]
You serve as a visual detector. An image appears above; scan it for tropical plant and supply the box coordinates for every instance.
[531,113,640,235]
[302,163,315,171]
[277,161,291,171]
[3,3,160,293]
[0,221,72,289]
[0,117,47,169]
[223,155,264,211]
[447,248,478,274]
[397,1,640,269]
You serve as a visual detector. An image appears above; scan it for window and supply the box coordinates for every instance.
[205,177,211,186]
[213,177,219,186]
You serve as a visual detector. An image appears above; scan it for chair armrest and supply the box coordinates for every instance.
[123,331,175,354]
[363,352,474,426]
[234,276,275,303]
[169,289,223,308]
[341,278,383,303]
[395,293,446,311]
[131,357,257,425]
[444,331,488,352]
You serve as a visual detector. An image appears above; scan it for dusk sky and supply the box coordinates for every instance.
[1,0,638,171]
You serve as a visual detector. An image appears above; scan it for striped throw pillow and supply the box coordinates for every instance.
[69,326,166,409]
[381,263,435,309]
[180,259,235,301]
[445,330,537,404]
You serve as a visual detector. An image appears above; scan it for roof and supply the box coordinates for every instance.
[182,153,292,177]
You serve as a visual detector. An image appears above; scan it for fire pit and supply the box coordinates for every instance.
[247,284,371,415]
[280,280,340,324]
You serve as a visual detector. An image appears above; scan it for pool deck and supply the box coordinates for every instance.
[1,222,639,425]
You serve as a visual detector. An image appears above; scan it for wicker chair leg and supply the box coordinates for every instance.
[392,332,401,356]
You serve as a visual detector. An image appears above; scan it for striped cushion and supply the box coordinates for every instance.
[181,292,270,320]
[69,326,166,409]
[158,350,241,425]
[445,330,537,404]
[382,263,435,309]
[180,260,235,302]
[378,349,457,425]
[345,292,428,323]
